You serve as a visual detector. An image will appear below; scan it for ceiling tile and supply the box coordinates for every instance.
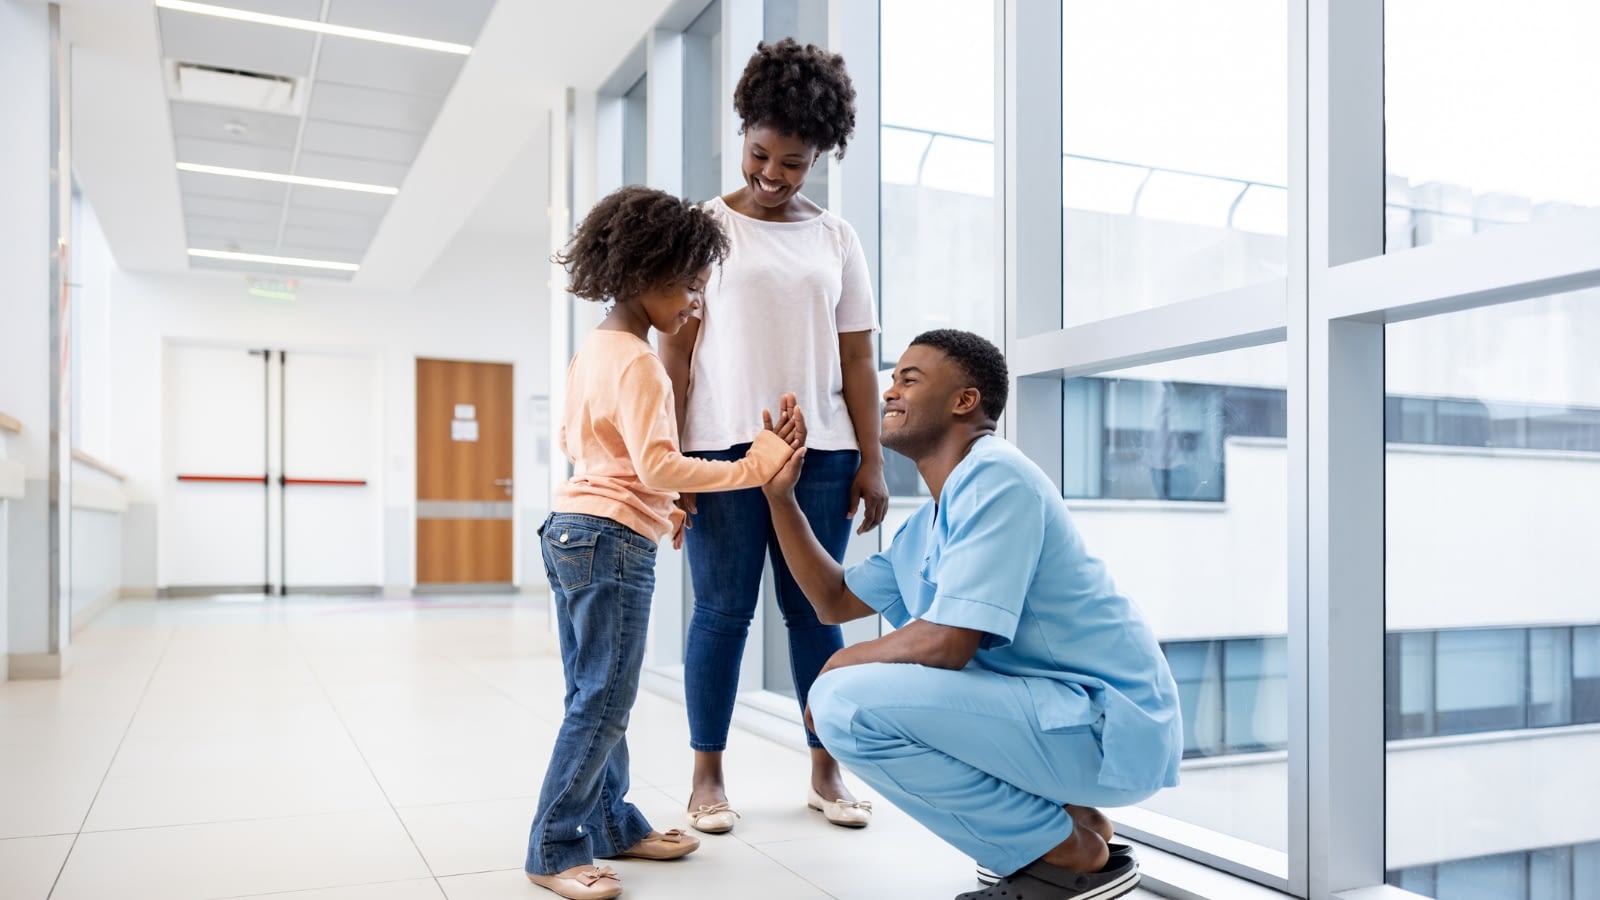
[175,136,296,173]
[312,36,465,96]
[214,1,325,18]
[180,170,291,205]
[324,0,498,47]
[170,101,301,149]
[282,223,376,252]
[283,227,376,253]
[187,214,282,243]
[298,120,424,165]
[283,204,381,232]
[287,184,394,216]
[157,7,317,78]
[292,152,408,188]
[183,195,286,224]
[307,82,444,133]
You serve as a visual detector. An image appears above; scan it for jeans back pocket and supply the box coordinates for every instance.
[544,524,600,591]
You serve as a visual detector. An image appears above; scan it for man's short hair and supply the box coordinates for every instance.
[909,329,1009,422]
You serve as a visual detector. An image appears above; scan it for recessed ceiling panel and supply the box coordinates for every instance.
[175,136,296,173]
[187,214,283,243]
[208,1,326,20]
[157,8,317,78]
[313,36,465,95]
[282,223,377,252]
[324,0,498,47]
[170,100,301,149]
[184,194,285,225]
[299,120,424,165]
[287,184,394,216]
[180,170,291,204]
[284,204,380,233]
[186,233,281,255]
[308,82,444,133]
[293,151,408,188]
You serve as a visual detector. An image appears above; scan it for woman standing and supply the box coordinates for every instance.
[661,38,888,834]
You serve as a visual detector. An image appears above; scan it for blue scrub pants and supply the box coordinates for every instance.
[808,662,1159,877]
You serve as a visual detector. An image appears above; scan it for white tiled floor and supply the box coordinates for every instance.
[0,596,1159,899]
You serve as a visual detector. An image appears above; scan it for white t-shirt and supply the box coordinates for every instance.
[682,196,879,453]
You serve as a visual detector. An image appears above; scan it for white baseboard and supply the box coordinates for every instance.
[72,590,121,634]
[120,586,158,599]
[9,651,67,680]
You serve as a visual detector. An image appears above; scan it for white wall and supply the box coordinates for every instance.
[104,226,552,593]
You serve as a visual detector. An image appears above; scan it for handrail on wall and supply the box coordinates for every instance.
[71,448,126,481]
[0,411,20,433]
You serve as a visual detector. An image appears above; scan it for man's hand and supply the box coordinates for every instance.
[847,460,889,535]
[763,447,806,500]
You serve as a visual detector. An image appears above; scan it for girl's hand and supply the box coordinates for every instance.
[761,393,806,450]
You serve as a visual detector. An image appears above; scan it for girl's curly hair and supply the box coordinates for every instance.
[553,186,729,303]
[733,38,856,160]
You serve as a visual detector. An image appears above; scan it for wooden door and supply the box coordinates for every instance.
[416,358,514,586]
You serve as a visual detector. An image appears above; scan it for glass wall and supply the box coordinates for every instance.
[1060,0,1287,326]
[622,74,648,187]
[1384,1,1600,253]
[1065,344,1289,858]
[1384,291,1600,896]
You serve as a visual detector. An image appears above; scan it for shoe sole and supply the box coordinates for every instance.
[806,801,871,828]
[1071,864,1141,900]
[976,845,1133,886]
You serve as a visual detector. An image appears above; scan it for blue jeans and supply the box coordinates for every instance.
[526,513,656,875]
[683,445,858,751]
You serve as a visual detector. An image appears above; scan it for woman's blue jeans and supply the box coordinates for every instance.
[683,446,858,751]
[526,513,656,876]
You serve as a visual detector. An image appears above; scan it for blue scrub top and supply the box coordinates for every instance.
[844,436,1183,792]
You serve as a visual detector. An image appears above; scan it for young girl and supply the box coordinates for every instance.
[526,185,805,900]
[660,38,884,835]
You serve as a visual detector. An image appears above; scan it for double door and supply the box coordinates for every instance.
[163,344,380,594]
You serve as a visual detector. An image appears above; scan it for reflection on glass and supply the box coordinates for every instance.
[880,0,996,500]
[1065,343,1289,859]
[762,0,831,210]
[682,0,723,202]
[1061,0,1287,326]
[1385,1,1600,253]
[623,75,648,187]
[1385,291,1600,897]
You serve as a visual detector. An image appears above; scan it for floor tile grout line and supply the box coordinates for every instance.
[46,624,181,900]
[195,873,442,900]
[287,623,454,894]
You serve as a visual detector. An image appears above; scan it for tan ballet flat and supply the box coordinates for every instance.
[687,801,740,834]
[616,828,700,860]
[807,787,872,828]
[526,864,622,900]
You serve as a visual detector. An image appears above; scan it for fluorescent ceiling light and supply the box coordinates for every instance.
[189,249,360,272]
[176,162,399,195]
[156,0,472,55]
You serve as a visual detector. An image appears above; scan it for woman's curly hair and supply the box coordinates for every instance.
[733,38,856,159]
[553,186,729,303]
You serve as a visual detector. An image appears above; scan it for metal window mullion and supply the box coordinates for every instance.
[1003,0,1063,481]
[1307,2,1386,899]
[1286,0,1311,890]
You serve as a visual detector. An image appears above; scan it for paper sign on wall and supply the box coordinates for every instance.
[454,403,476,420]
[452,419,479,442]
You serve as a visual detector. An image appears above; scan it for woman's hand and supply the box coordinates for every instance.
[848,460,889,535]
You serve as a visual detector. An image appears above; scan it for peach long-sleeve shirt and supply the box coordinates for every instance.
[555,330,794,542]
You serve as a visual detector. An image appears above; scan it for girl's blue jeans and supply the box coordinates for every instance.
[526,513,656,876]
[682,446,859,751]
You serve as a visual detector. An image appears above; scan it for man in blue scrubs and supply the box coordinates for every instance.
[762,330,1182,900]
